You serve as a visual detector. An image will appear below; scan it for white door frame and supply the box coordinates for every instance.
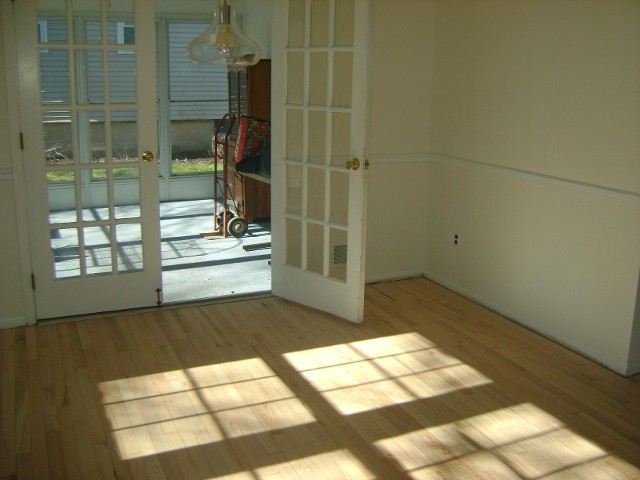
[1,0,37,325]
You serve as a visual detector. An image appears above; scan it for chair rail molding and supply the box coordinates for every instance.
[427,152,640,204]
[369,152,429,165]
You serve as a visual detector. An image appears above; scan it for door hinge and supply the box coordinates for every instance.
[19,132,24,150]
[156,288,163,306]
[31,273,36,290]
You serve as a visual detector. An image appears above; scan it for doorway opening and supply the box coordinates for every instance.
[160,198,271,304]
[39,14,273,309]
[156,18,273,304]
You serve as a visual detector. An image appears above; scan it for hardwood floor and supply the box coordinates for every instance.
[1,278,639,479]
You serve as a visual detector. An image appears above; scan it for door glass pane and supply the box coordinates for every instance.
[286,109,304,161]
[310,0,330,47]
[287,52,304,105]
[82,172,109,221]
[48,175,76,223]
[40,49,70,104]
[329,170,349,226]
[37,15,68,45]
[108,51,136,103]
[114,167,141,219]
[334,0,355,47]
[72,0,100,39]
[108,0,134,45]
[331,112,350,167]
[306,167,325,221]
[83,20,102,44]
[308,110,326,165]
[309,52,328,106]
[51,227,80,280]
[44,111,74,167]
[332,52,353,108]
[286,164,303,216]
[90,167,107,182]
[329,227,348,282]
[47,169,75,186]
[112,110,137,162]
[285,218,302,268]
[288,0,306,48]
[88,110,106,163]
[306,222,324,275]
[76,50,105,104]
[116,223,143,273]
[85,226,112,276]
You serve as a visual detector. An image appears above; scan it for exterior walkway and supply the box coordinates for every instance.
[160,199,271,304]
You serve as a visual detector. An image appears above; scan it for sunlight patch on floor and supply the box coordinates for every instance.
[96,331,640,478]
[253,450,375,480]
[100,358,316,460]
[283,332,493,415]
[374,402,639,479]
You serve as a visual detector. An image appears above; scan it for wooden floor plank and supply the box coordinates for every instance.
[1,278,639,479]
[0,329,17,478]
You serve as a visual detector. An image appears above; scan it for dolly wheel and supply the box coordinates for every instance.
[216,210,234,229]
[228,217,249,238]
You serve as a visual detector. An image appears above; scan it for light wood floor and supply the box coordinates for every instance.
[1,278,639,479]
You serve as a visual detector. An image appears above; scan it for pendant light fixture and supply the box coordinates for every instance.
[187,0,261,67]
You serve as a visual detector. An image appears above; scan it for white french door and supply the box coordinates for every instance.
[271,0,371,323]
[16,0,161,319]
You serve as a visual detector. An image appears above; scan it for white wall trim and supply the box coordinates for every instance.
[366,270,424,285]
[369,152,429,165]
[2,0,37,325]
[0,316,27,330]
[427,152,640,204]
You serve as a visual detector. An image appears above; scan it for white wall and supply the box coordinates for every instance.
[365,0,435,282]
[425,0,640,375]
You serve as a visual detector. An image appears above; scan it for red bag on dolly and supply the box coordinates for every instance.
[234,116,270,164]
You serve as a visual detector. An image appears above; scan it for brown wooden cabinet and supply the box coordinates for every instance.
[228,60,271,223]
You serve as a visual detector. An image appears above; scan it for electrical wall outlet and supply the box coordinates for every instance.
[454,233,460,246]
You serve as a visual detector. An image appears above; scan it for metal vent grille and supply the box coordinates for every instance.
[333,245,347,265]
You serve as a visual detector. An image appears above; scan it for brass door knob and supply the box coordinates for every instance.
[142,151,155,163]
[345,158,361,171]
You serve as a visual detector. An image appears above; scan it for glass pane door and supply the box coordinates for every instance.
[271,0,370,323]
[18,0,160,319]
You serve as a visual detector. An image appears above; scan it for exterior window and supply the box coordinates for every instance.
[117,21,134,54]
[117,21,135,45]
[38,20,49,43]
[38,20,50,53]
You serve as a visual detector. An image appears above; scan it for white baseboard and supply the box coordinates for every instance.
[366,270,425,285]
[0,316,27,330]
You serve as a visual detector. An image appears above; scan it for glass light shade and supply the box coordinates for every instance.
[187,0,261,67]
